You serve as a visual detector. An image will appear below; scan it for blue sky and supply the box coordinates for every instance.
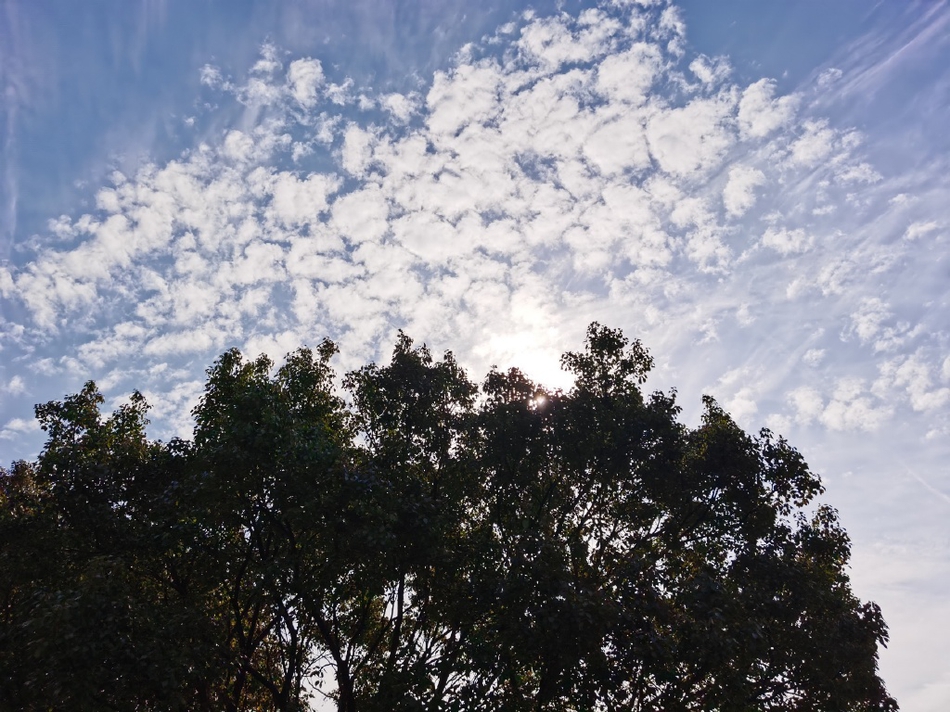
[2,0,949,707]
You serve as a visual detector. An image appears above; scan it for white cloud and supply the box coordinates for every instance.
[737,79,799,139]
[140,380,205,441]
[380,92,417,123]
[646,94,736,178]
[726,387,758,424]
[657,5,685,44]
[904,220,940,241]
[241,76,284,107]
[250,43,282,75]
[516,10,622,72]
[878,351,950,412]
[803,349,825,366]
[287,58,325,108]
[339,125,378,177]
[0,0,941,457]
[710,365,763,426]
[851,297,889,341]
[330,186,390,244]
[427,63,502,140]
[325,78,354,105]
[0,417,41,441]
[722,165,765,217]
[583,112,652,176]
[199,64,226,88]
[2,375,26,396]
[817,67,843,88]
[761,227,811,255]
[764,413,791,434]
[845,297,914,353]
[265,171,340,227]
[836,162,881,184]
[735,303,754,326]
[222,130,257,162]
[785,379,891,432]
[595,43,663,105]
[689,54,730,85]
[803,241,902,297]
[789,386,824,425]
[820,385,891,431]
[0,267,13,298]
[789,119,836,167]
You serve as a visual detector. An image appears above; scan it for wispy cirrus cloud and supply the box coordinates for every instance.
[0,0,28,261]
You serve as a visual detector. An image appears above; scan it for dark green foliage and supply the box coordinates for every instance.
[0,324,897,711]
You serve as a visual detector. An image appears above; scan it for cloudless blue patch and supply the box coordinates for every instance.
[678,0,879,89]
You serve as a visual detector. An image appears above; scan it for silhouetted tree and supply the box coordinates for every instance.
[0,324,897,711]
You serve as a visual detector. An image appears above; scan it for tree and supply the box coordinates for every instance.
[0,324,898,711]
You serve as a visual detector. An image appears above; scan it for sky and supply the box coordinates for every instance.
[1,0,949,707]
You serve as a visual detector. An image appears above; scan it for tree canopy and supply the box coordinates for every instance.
[0,324,897,711]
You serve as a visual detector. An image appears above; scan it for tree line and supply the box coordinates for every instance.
[0,323,897,711]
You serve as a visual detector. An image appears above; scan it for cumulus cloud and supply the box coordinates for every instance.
[250,43,282,75]
[787,380,890,432]
[737,79,799,139]
[646,94,736,178]
[708,365,764,426]
[339,125,378,177]
[0,417,41,441]
[788,386,824,425]
[819,377,892,431]
[380,92,417,123]
[836,162,881,184]
[287,58,325,108]
[595,42,662,105]
[2,375,26,395]
[722,165,765,217]
[789,119,836,167]
[845,297,915,353]
[877,351,950,412]
[516,8,623,71]
[803,349,825,366]
[761,227,811,255]
[689,54,731,86]
[904,220,940,241]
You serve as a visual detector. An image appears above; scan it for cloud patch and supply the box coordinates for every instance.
[0,0,946,457]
